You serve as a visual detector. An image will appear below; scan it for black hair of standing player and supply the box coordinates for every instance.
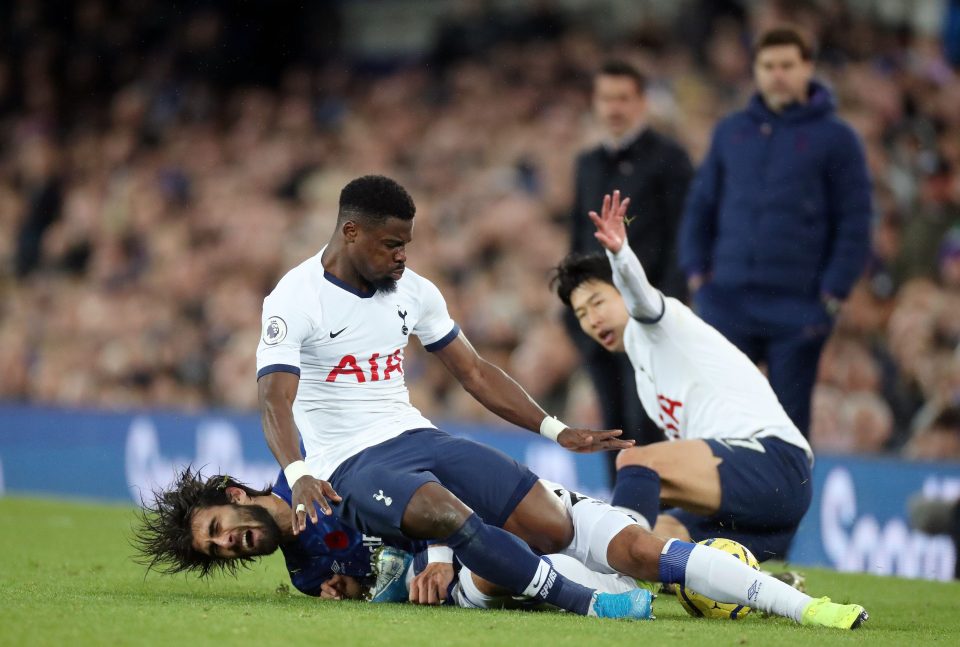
[338,175,416,225]
[551,252,615,308]
[131,466,272,578]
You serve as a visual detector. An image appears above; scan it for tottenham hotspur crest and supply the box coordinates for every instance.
[397,306,408,335]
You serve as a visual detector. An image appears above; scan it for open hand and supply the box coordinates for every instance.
[588,190,631,254]
[291,475,342,535]
[408,562,455,605]
[557,427,635,453]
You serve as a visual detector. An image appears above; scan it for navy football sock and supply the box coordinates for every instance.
[611,465,661,528]
[445,513,596,615]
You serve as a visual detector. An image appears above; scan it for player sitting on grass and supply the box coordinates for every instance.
[554,191,814,564]
[134,467,868,629]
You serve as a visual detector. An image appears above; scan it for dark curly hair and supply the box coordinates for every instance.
[338,174,416,224]
[551,252,614,308]
[131,466,272,578]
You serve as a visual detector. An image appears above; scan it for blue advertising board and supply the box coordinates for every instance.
[2,405,959,580]
[0,404,610,503]
[790,454,960,580]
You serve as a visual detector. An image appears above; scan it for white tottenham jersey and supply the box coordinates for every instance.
[609,247,812,460]
[256,248,459,480]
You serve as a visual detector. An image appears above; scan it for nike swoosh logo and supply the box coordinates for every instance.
[329,327,347,338]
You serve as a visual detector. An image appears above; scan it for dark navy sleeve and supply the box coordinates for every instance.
[821,123,873,299]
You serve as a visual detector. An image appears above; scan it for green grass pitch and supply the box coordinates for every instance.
[2,497,959,647]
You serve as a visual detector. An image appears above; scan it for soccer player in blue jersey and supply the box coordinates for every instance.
[133,467,639,603]
[136,466,867,630]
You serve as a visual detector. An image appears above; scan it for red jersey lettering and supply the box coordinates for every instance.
[326,355,366,383]
[657,395,683,440]
[383,349,403,379]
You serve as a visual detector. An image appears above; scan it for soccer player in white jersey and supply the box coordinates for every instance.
[255,175,865,628]
[554,190,815,561]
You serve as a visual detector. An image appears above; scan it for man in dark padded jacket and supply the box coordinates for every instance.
[679,27,872,438]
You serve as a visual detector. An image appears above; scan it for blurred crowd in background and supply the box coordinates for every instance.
[1,0,958,460]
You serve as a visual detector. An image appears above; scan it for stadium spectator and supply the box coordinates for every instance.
[566,60,693,474]
[679,26,873,439]
[905,405,960,461]
[0,1,956,464]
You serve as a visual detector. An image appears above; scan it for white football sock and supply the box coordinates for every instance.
[684,543,811,622]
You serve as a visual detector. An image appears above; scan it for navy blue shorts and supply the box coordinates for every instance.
[664,436,812,560]
[328,428,538,542]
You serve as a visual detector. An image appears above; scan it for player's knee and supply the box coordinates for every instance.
[616,446,658,472]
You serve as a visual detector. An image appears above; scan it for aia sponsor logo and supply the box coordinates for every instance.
[326,349,404,382]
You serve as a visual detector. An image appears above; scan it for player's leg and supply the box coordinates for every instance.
[546,482,865,629]
[613,439,721,528]
[501,481,574,555]
[765,327,829,436]
[606,528,865,627]
[427,429,573,554]
[350,429,647,618]
[453,554,638,610]
[655,437,813,560]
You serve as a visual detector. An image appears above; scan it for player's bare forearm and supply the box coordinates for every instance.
[464,359,547,432]
[436,333,633,452]
[257,371,303,467]
[434,333,545,432]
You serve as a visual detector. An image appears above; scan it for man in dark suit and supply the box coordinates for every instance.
[568,61,694,476]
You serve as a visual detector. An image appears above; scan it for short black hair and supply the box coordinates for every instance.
[551,253,614,308]
[131,467,272,578]
[338,175,416,224]
[596,60,646,94]
[754,26,814,61]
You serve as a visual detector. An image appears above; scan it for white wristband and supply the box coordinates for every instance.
[539,416,567,442]
[427,545,454,563]
[284,460,311,487]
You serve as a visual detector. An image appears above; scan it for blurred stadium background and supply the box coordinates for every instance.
[1,0,959,580]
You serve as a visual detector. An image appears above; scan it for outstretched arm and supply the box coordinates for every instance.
[432,333,634,453]
[259,372,342,535]
[589,191,665,322]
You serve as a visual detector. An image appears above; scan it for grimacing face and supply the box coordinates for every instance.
[190,502,282,560]
[753,44,814,112]
[593,74,646,140]
[570,279,630,353]
[347,216,413,293]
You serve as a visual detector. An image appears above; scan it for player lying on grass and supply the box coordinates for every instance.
[134,468,868,628]
[554,191,814,562]
[132,468,637,604]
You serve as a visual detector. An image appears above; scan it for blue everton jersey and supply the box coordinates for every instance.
[272,471,382,596]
